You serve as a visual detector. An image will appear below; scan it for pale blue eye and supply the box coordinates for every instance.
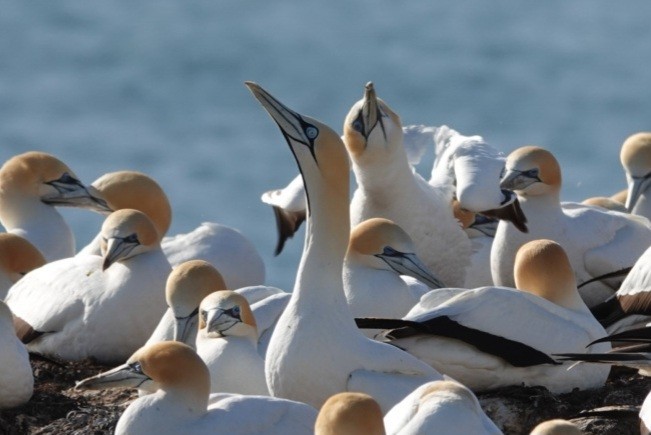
[305,126,318,139]
[352,120,363,132]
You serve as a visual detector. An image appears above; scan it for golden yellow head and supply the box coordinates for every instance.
[0,233,46,280]
[620,132,651,177]
[166,260,227,316]
[315,392,385,435]
[503,146,562,195]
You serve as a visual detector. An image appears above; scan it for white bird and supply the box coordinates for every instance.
[0,151,110,261]
[261,174,307,255]
[384,380,503,435]
[247,81,442,413]
[79,170,265,289]
[76,341,318,435]
[314,392,386,435]
[0,300,32,409]
[642,389,651,435]
[344,218,444,337]
[7,209,171,363]
[358,239,610,394]
[0,233,45,299]
[343,83,471,288]
[529,419,582,435]
[620,132,651,218]
[145,259,227,348]
[196,290,268,396]
[492,145,651,308]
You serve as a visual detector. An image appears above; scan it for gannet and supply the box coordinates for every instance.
[0,300,32,409]
[315,392,385,435]
[6,209,171,363]
[344,218,443,337]
[529,419,582,435]
[76,341,317,435]
[343,83,471,287]
[590,244,651,334]
[145,259,227,348]
[621,132,651,217]
[357,239,610,393]
[453,201,496,288]
[246,81,442,413]
[0,151,110,261]
[79,170,265,289]
[261,174,306,255]
[384,380,503,435]
[196,290,268,395]
[581,196,628,213]
[0,233,45,299]
[493,145,651,308]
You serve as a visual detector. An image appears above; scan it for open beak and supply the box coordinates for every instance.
[375,247,446,289]
[75,362,151,391]
[102,237,139,271]
[42,173,112,212]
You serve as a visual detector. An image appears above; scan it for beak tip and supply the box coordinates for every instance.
[365,81,374,90]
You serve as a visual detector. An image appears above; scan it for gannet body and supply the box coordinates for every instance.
[344,85,471,288]
[0,300,32,409]
[493,146,651,308]
[76,342,317,435]
[79,171,265,289]
[196,291,268,395]
[0,233,45,299]
[237,287,290,357]
[6,209,171,363]
[621,132,651,218]
[0,152,109,261]
[384,380,503,435]
[344,218,443,337]
[642,389,651,435]
[360,240,610,393]
[145,260,227,348]
[247,82,442,413]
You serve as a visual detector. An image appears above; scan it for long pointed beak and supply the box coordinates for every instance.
[361,82,384,140]
[102,237,139,271]
[625,176,649,212]
[75,363,151,391]
[499,169,538,191]
[173,310,198,342]
[469,214,498,237]
[245,82,313,147]
[205,308,239,336]
[42,177,112,212]
[375,248,446,289]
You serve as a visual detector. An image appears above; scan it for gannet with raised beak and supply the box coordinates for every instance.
[76,341,317,435]
[492,145,651,307]
[0,151,110,261]
[6,209,171,363]
[343,83,471,287]
[246,82,442,413]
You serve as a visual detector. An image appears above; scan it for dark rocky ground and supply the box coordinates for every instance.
[0,357,649,435]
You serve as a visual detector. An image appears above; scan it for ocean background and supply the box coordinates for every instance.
[0,1,649,292]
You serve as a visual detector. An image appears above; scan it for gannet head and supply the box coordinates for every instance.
[0,152,110,213]
[90,171,172,236]
[620,132,651,212]
[315,392,385,435]
[348,218,445,288]
[166,260,227,342]
[529,419,582,435]
[100,209,160,271]
[500,146,562,197]
[418,379,481,409]
[246,82,350,215]
[0,233,46,283]
[514,239,584,310]
[342,82,403,162]
[452,200,499,237]
[76,341,210,402]
[198,290,257,340]
[581,196,627,213]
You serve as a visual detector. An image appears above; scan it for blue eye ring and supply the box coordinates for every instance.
[305,126,318,140]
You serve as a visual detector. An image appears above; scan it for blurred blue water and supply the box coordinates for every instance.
[1,1,650,291]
